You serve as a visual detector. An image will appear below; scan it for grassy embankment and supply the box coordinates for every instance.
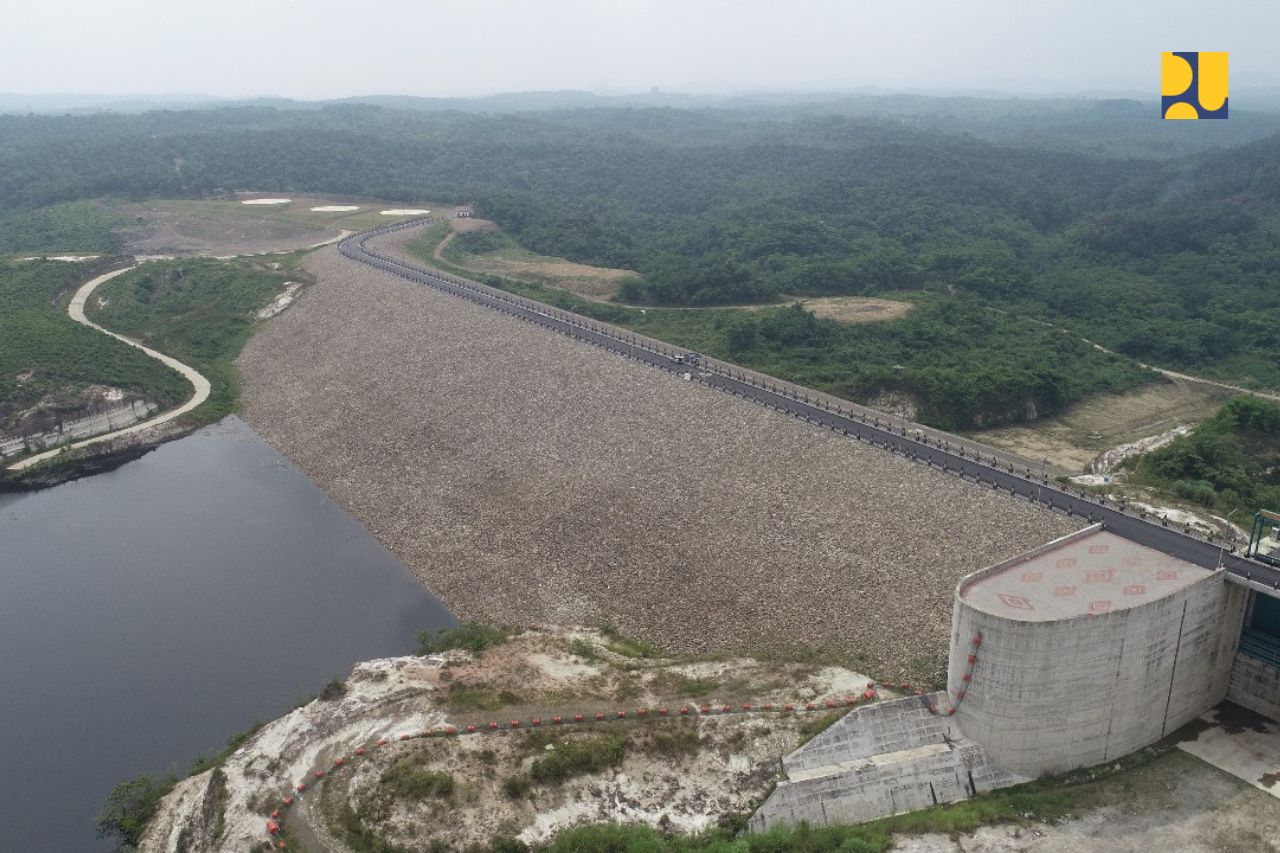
[2,239,306,482]
[87,256,310,422]
[408,222,1153,432]
[0,199,131,257]
[0,258,190,430]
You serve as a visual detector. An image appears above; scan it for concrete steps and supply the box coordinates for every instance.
[750,693,1027,831]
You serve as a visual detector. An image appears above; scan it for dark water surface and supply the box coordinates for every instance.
[0,417,455,852]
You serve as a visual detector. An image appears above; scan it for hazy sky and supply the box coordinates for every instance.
[4,0,1279,99]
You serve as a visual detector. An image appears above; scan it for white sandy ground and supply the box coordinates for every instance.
[17,254,101,261]
[308,230,352,249]
[256,282,303,319]
[140,630,883,852]
[6,266,211,471]
[379,209,431,215]
[1090,425,1194,474]
[241,198,292,205]
[310,205,361,212]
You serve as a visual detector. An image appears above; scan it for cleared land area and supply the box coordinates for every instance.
[800,295,915,325]
[976,377,1232,472]
[435,219,915,324]
[239,229,1078,680]
[438,216,637,300]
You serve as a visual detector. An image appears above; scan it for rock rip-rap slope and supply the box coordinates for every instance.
[238,233,1078,678]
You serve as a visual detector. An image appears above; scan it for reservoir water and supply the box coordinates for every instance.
[0,417,456,852]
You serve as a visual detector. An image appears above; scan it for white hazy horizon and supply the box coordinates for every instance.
[3,0,1278,100]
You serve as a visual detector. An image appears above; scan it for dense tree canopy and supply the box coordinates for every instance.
[3,97,1278,427]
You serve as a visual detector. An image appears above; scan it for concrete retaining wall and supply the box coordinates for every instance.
[750,694,1026,831]
[950,572,1247,777]
[1228,653,1280,721]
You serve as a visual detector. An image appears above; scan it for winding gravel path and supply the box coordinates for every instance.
[7,265,211,471]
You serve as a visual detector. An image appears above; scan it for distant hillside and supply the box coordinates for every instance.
[3,98,1279,424]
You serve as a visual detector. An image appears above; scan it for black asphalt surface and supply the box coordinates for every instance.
[340,222,1280,590]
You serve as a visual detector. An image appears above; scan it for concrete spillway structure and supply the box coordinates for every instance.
[753,523,1280,832]
[949,525,1246,776]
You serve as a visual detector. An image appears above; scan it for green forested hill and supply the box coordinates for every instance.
[2,98,1277,427]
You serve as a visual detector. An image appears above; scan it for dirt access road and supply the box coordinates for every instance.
[6,265,211,471]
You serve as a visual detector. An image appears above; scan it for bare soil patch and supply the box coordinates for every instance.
[238,229,1077,682]
[799,295,914,325]
[973,377,1231,473]
[440,217,635,300]
[105,196,455,256]
[113,199,333,256]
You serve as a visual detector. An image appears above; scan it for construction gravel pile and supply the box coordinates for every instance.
[238,232,1079,680]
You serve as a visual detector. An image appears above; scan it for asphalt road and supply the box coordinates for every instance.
[339,222,1280,590]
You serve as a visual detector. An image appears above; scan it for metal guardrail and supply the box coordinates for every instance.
[335,221,1280,591]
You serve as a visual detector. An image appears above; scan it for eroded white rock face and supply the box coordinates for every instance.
[139,655,445,852]
[140,630,886,852]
